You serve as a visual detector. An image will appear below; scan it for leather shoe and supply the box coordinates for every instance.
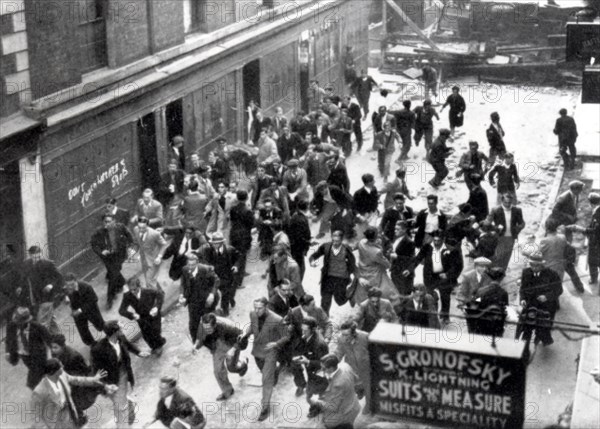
[295,386,305,397]
[257,406,270,421]
[238,358,249,377]
[216,389,234,401]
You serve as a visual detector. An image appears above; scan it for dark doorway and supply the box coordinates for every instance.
[299,64,309,114]
[0,161,24,257]
[243,59,261,140]
[137,113,160,193]
[166,99,184,142]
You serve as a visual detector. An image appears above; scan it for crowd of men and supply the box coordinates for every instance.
[2,66,599,429]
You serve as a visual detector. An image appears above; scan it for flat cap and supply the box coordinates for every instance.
[439,128,451,136]
[287,159,299,167]
[569,180,584,189]
[589,192,600,204]
[473,257,492,266]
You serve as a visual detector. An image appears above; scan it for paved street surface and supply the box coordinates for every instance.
[1,72,596,429]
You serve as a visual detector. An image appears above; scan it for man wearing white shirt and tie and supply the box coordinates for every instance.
[134,217,168,290]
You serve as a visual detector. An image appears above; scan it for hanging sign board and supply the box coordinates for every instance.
[369,322,528,429]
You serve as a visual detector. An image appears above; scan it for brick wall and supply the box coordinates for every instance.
[106,0,150,67]
[1,1,29,117]
[24,0,81,99]
[148,0,184,53]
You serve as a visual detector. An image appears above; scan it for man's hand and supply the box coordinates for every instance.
[402,270,411,277]
[72,309,83,317]
[133,313,140,320]
[265,342,278,351]
[153,257,162,266]
[15,287,22,296]
[43,284,53,293]
[231,266,238,274]
[149,307,158,317]
[178,295,187,306]
[298,356,309,366]
[440,273,447,280]
[520,300,527,307]
[101,250,110,256]
[93,369,108,381]
[139,351,151,358]
[537,295,547,303]
[206,293,214,307]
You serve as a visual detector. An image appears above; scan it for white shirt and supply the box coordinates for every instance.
[191,267,198,278]
[432,245,445,274]
[164,394,174,408]
[425,211,440,234]
[109,339,121,360]
[476,272,482,284]
[179,236,190,255]
[393,237,403,252]
[413,298,421,310]
[502,207,512,237]
[47,378,67,407]
[300,307,309,319]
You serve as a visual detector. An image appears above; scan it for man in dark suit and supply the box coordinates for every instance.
[551,180,584,241]
[272,106,288,136]
[459,257,493,303]
[380,193,415,242]
[63,273,105,346]
[105,197,130,227]
[553,108,578,170]
[277,126,304,164]
[162,225,204,281]
[119,277,166,354]
[286,200,312,279]
[228,190,254,287]
[179,253,219,342]
[268,279,299,317]
[197,232,240,316]
[169,135,186,171]
[342,96,363,151]
[240,297,288,421]
[466,174,490,222]
[355,287,398,332]
[351,69,378,116]
[428,128,454,188]
[390,221,417,296]
[290,317,329,417]
[309,230,356,315]
[5,307,50,389]
[91,321,149,426]
[91,213,134,309]
[193,313,249,401]
[132,189,164,229]
[390,100,416,160]
[414,194,448,248]
[569,192,600,285]
[257,198,283,260]
[397,283,440,329]
[414,232,463,323]
[147,376,205,429]
[158,158,186,207]
[316,115,332,143]
[252,164,275,209]
[486,193,526,272]
[519,252,563,345]
[20,246,64,334]
[486,111,506,165]
[371,105,396,136]
[327,154,350,193]
[332,109,354,157]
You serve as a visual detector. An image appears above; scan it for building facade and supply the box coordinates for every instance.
[0,0,370,272]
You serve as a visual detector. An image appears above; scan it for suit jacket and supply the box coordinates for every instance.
[429,137,452,164]
[269,256,303,296]
[249,309,287,359]
[196,315,242,352]
[319,363,361,428]
[355,298,398,332]
[333,330,370,387]
[169,145,186,170]
[163,229,203,280]
[467,186,490,222]
[58,345,90,376]
[459,270,493,302]
[91,223,133,263]
[32,373,103,429]
[390,235,417,279]
[197,243,240,284]
[282,168,309,201]
[371,112,396,134]
[20,259,64,305]
[315,123,331,143]
[381,178,412,209]
[584,206,600,261]
[380,206,415,242]
[551,190,578,225]
[105,207,130,227]
[286,211,311,254]
[252,174,276,208]
[277,132,304,164]
[459,150,489,176]
[294,332,329,374]
[205,194,229,234]
[119,288,164,320]
[415,244,463,287]
[135,199,164,227]
[155,388,205,429]
[134,226,167,267]
[180,264,219,308]
[183,192,209,230]
[398,295,440,329]
[327,162,350,193]
[486,123,506,152]
[520,267,563,313]
[285,305,334,348]
[6,321,50,365]
[229,203,255,251]
[486,206,525,239]
[268,292,299,317]
[66,281,100,314]
[91,335,140,386]
[310,242,356,282]
[272,115,288,136]
[414,209,448,248]
[158,169,185,204]
[258,187,290,219]
[553,115,578,143]
[391,108,415,134]
[352,75,377,99]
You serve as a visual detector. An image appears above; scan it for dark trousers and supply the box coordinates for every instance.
[188,304,204,343]
[321,276,349,315]
[357,96,370,116]
[234,250,248,287]
[430,161,449,186]
[21,355,46,390]
[104,257,125,302]
[138,315,166,350]
[219,280,236,314]
[290,363,328,413]
[559,141,577,169]
[291,248,306,280]
[589,255,599,283]
[353,122,363,151]
[391,272,414,296]
[255,354,279,408]
[426,274,454,320]
[414,127,433,149]
[73,306,105,345]
[565,262,584,291]
[399,131,411,159]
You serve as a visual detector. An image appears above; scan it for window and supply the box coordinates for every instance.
[78,0,107,72]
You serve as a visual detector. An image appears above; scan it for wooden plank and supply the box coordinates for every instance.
[384,0,440,51]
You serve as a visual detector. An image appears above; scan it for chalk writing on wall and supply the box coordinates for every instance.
[68,159,129,208]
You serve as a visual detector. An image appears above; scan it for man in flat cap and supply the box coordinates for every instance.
[553,108,578,170]
[518,252,563,346]
[568,193,600,286]
[428,128,454,188]
[552,180,584,242]
[282,158,309,212]
[459,257,493,303]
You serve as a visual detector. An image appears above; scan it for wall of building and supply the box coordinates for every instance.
[260,42,298,118]
[1,1,29,117]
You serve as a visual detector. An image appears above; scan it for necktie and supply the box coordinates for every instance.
[141,233,146,242]
[20,326,29,352]
[58,377,78,422]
